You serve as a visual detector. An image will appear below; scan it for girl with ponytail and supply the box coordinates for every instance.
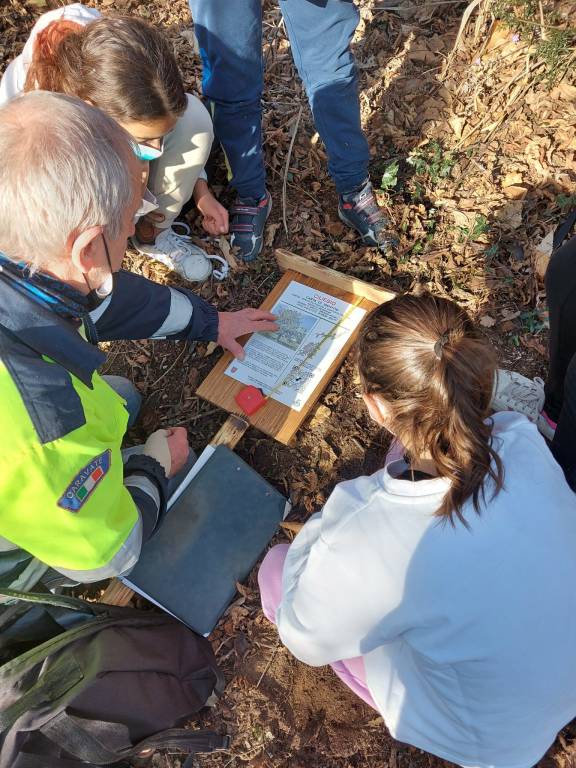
[0,3,227,283]
[258,292,576,768]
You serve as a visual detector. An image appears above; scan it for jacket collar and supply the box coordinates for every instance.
[0,268,105,387]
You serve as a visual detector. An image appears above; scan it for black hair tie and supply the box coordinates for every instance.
[434,332,450,359]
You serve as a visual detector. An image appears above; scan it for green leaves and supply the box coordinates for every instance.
[380,160,400,192]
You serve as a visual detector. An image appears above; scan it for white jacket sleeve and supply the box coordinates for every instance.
[275,480,410,666]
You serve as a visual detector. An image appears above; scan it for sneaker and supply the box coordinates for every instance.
[133,225,212,283]
[229,192,272,262]
[491,369,545,422]
[338,180,394,253]
[537,410,557,441]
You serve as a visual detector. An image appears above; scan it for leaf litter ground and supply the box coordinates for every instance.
[1,0,575,765]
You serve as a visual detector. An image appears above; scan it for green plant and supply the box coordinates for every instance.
[492,0,575,85]
[520,308,546,334]
[458,214,490,242]
[424,208,438,232]
[557,193,576,209]
[412,181,425,201]
[407,141,456,184]
[484,244,499,260]
[472,214,489,238]
[380,160,400,192]
[538,28,574,85]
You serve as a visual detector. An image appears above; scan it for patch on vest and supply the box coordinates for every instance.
[58,450,111,512]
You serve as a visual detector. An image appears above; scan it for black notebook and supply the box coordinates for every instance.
[124,445,288,635]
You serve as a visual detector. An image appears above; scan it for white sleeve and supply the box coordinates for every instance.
[0,60,22,108]
[275,483,408,666]
[0,4,100,105]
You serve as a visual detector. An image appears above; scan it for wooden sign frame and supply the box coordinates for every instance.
[196,250,395,445]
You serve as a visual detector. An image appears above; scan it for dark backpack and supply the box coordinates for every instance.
[0,589,230,768]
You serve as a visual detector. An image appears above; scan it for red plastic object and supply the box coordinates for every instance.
[235,385,267,416]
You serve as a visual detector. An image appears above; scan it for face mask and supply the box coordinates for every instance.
[133,189,159,223]
[94,271,114,299]
[136,139,164,162]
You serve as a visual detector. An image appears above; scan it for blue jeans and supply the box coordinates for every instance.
[189,0,370,199]
[102,375,142,428]
[105,376,198,496]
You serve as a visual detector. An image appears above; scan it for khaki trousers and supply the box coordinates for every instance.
[147,94,214,229]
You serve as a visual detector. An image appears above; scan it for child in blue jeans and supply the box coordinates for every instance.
[189,0,392,261]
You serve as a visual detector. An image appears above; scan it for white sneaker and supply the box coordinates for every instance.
[491,369,545,422]
[133,225,212,283]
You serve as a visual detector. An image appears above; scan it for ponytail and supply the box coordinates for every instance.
[24,20,84,93]
[24,16,186,124]
[357,293,504,526]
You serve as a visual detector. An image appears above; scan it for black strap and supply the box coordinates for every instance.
[136,728,231,754]
[0,655,83,732]
[13,754,116,768]
[553,208,576,252]
[42,712,129,763]
[42,711,231,762]
[0,588,97,615]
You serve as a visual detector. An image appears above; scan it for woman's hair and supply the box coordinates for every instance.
[357,292,504,525]
[24,16,187,124]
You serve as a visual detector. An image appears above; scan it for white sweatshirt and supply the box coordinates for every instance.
[277,412,576,768]
[0,4,100,107]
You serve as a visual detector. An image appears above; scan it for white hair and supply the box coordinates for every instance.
[0,91,135,269]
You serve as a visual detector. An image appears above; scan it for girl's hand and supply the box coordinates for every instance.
[194,181,229,236]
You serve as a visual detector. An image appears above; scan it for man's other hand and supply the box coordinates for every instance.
[165,427,190,477]
[143,427,190,478]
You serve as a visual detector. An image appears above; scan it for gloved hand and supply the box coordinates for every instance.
[143,427,190,478]
[143,429,172,476]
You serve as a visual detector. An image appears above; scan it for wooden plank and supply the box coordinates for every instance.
[275,248,396,305]
[100,578,135,607]
[196,270,378,445]
[210,414,249,449]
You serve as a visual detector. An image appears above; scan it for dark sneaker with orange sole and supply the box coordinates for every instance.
[229,192,272,262]
[338,180,395,253]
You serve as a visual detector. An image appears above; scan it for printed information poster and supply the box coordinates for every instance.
[225,281,366,411]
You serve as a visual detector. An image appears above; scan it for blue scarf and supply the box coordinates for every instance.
[0,252,100,343]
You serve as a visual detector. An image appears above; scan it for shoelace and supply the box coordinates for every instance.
[207,254,229,281]
[506,376,544,402]
[502,376,545,417]
[166,224,229,281]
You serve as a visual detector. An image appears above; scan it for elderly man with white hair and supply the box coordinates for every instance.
[0,91,277,589]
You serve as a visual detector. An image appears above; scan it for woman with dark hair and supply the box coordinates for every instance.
[259,292,576,768]
[0,3,228,282]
